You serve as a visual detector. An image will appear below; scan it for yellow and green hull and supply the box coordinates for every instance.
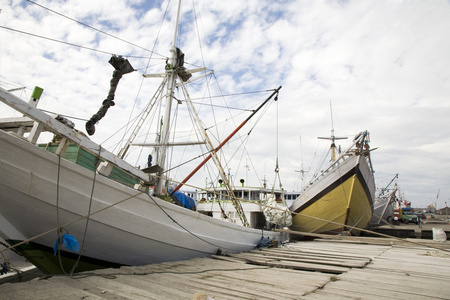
[290,155,374,235]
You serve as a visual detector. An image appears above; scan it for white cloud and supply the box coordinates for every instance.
[1,0,449,208]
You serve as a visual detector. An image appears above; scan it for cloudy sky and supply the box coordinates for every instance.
[1,0,449,209]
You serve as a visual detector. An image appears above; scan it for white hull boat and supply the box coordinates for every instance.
[0,92,280,273]
[0,1,283,274]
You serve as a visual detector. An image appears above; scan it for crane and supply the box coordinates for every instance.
[434,189,440,211]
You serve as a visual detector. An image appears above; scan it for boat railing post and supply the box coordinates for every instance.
[17,86,44,138]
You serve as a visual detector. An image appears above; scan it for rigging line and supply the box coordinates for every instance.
[279,219,450,254]
[0,25,149,58]
[205,90,278,185]
[145,193,237,251]
[203,108,249,132]
[203,74,270,156]
[243,95,274,138]
[206,75,221,146]
[229,135,250,182]
[271,92,281,194]
[38,109,89,122]
[70,147,102,276]
[118,0,172,156]
[188,100,254,112]
[55,153,69,275]
[165,101,182,184]
[100,112,141,149]
[209,73,252,146]
[25,0,163,57]
[219,129,252,176]
[154,175,450,255]
[0,191,145,256]
[192,0,207,70]
[173,93,208,180]
[191,89,277,100]
[244,146,264,188]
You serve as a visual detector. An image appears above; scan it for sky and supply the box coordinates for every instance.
[1,0,449,209]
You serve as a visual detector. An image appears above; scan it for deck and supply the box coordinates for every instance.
[1,238,449,299]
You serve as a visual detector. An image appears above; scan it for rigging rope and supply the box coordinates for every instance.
[146,192,239,251]
[55,153,69,275]
[0,25,150,59]
[116,0,173,158]
[69,147,102,275]
[0,191,146,257]
[25,0,161,57]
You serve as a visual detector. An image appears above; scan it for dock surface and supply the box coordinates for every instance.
[1,238,449,299]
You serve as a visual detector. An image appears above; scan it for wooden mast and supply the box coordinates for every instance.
[318,102,347,162]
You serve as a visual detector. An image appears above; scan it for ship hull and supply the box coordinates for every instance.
[290,154,374,235]
[0,130,280,274]
[370,195,395,225]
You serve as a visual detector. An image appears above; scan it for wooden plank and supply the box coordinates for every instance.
[246,250,370,268]
[2,240,450,299]
[339,268,450,289]
[0,276,106,300]
[230,253,350,274]
[284,243,388,259]
[169,272,288,300]
[366,260,450,278]
[0,116,34,131]
[298,290,367,300]
[211,254,252,264]
[320,278,450,300]
[256,247,372,263]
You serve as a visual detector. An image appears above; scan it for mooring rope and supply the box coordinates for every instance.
[166,177,450,253]
[69,146,102,275]
[0,191,145,256]
[55,153,69,275]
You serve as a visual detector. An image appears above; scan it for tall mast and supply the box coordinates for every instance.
[155,0,183,194]
[295,134,308,190]
[318,101,347,161]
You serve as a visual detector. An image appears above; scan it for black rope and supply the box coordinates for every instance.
[146,194,238,252]
[25,0,164,57]
[55,154,69,275]
[69,146,102,275]
[38,109,89,122]
[0,25,132,58]
[0,241,21,256]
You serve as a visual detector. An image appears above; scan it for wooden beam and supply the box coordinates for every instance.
[0,87,153,184]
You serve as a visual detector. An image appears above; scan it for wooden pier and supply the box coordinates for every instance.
[1,238,449,299]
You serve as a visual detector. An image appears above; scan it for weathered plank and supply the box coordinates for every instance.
[230,252,350,274]
[257,247,373,261]
[2,240,450,299]
[252,248,372,267]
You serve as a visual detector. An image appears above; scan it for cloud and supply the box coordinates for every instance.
[1,0,449,208]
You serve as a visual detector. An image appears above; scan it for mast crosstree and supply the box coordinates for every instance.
[318,102,347,162]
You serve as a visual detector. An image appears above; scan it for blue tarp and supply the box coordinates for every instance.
[257,237,271,248]
[171,191,196,210]
[53,234,80,255]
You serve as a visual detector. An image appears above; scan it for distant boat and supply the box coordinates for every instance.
[196,183,292,229]
[370,189,398,225]
[370,174,399,226]
[290,130,375,235]
[0,0,284,275]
